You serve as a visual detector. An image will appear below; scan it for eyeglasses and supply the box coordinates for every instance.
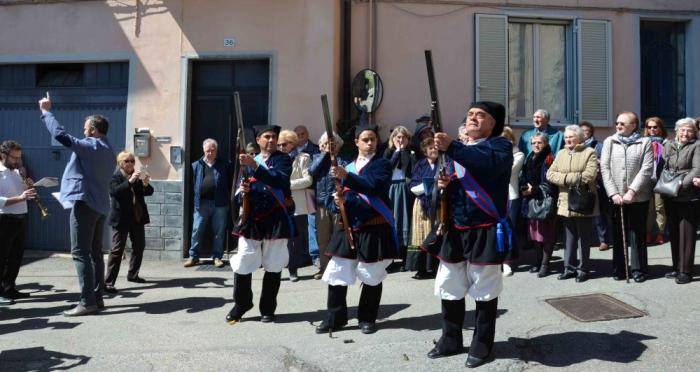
[123,159,135,163]
[646,125,658,129]
[277,143,289,147]
[615,121,629,126]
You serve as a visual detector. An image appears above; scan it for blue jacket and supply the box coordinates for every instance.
[192,157,232,210]
[330,154,392,229]
[309,152,348,208]
[518,125,564,158]
[410,158,439,215]
[292,141,320,158]
[41,112,115,216]
[235,151,293,218]
[445,137,513,228]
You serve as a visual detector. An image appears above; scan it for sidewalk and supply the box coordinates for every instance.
[1,243,698,371]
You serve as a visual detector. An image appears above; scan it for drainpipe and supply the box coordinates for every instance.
[341,0,352,120]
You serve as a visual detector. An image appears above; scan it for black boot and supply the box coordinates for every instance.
[530,243,543,273]
[316,284,348,334]
[466,298,498,367]
[226,273,253,324]
[357,282,383,334]
[538,243,552,278]
[427,298,465,359]
[259,271,282,322]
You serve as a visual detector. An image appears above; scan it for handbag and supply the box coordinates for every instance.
[654,168,685,198]
[527,187,556,220]
[568,175,596,214]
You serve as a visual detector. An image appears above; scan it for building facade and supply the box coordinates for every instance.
[1,0,698,259]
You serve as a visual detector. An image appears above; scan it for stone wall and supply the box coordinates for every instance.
[142,180,184,260]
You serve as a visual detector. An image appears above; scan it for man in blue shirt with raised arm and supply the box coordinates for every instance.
[39,94,116,316]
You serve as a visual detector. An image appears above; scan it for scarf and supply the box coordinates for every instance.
[615,131,641,145]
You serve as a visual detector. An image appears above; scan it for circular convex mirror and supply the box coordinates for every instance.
[351,69,383,113]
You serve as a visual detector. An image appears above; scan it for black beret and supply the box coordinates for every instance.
[254,125,281,137]
[468,101,505,136]
[354,124,379,139]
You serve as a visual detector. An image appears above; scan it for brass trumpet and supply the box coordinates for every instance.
[22,175,50,219]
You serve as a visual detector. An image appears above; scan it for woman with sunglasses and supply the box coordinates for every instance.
[277,129,314,282]
[642,117,669,245]
[600,112,654,282]
[105,151,153,293]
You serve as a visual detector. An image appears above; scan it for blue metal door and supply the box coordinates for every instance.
[0,62,128,251]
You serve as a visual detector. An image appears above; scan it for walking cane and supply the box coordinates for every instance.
[620,204,630,283]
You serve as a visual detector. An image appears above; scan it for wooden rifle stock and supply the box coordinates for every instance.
[321,94,355,250]
[425,50,450,235]
[233,92,251,225]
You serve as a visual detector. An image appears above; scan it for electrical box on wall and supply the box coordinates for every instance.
[134,128,151,157]
[170,146,183,166]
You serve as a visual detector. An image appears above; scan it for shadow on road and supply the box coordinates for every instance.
[496,330,656,367]
[103,296,228,315]
[379,309,508,331]
[272,303,411,326]
[0,346,90,371]
[0,318,81,336]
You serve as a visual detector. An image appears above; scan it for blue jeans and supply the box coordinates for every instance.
[189,200,228,259]
[70,201,106,307]
[307,213,319,261]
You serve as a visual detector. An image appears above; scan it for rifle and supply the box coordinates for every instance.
[425,50,450,235]
[321,94,356,250]
[232,92,251,225]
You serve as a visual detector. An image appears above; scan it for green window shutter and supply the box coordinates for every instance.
[475,14,508,108]
[577,20,612,126]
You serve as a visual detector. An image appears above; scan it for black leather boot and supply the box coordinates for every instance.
[357,282,383,334]
[226,273,253,324]
[259,271,282,322]
[316,284,348,334]
[427,298,465,359]
[466,298,498,367]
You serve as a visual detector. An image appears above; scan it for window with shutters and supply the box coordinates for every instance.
[476,15,612,127]
[508,19,572,124]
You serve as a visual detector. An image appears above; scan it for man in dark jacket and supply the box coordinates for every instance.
[426,102,513,368]
[185,139,232,268]
[315,124,398,335]
[227,125,294,324]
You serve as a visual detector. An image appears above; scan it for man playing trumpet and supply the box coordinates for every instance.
[0,140,36,305]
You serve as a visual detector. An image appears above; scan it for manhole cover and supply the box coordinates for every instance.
[195,264,230,272]
[545,293,645,322]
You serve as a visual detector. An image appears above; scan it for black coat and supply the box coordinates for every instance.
[108,170,154,227]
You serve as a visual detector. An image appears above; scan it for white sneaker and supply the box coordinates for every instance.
[502,264,513,277]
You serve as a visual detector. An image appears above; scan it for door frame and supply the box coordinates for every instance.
[179,52,276,257]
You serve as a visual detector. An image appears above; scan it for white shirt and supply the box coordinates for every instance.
[355,152,375,172]
[0,163,28,215]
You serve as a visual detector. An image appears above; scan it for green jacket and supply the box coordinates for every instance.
[518,125,564,158]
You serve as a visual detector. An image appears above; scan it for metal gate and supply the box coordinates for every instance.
[0,62,128,251]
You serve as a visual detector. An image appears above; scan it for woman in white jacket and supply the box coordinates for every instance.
[501,127,524,276]
[278,130,314,282]
[600,111,654,282]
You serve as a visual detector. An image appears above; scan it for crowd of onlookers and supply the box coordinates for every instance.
[193,110,697,286]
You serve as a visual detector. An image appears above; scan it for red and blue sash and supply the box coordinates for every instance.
[453,161,511,253]
[255,154,295,238]
[346,160,399,252]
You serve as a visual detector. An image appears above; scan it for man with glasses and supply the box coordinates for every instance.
[185,139,232,268]
[39,94,116,316]
[227,125,294,324]
[0,140,36,305]
[518,109,564,157]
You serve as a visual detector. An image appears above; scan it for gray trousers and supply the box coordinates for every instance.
[562,216,593,272]
[70,201,106,307]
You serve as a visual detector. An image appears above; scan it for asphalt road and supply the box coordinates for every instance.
[1,244,698,371]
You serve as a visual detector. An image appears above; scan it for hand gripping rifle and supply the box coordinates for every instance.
[231,92,251,225]
[425,50,450,235]
[321,94,355,250]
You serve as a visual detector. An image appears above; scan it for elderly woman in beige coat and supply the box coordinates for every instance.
[278,130,314,282]
[547,125,599,282]
[600,111,654,282]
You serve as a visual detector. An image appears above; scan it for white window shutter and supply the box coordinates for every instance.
[475,14,508,108]
[577,20,612,126]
